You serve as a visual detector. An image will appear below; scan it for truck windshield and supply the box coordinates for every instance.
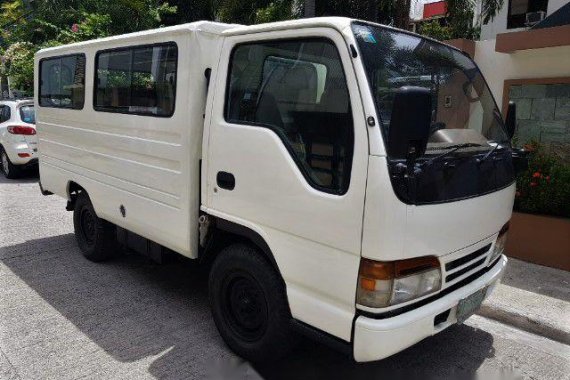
[352,22,514,204]
[352,23,508,156]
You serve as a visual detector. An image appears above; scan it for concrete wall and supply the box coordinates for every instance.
[480,0,567,40]
[509,83,570,145]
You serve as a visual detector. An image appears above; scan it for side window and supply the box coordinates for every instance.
[39,54,85,109]
[94,42,177,117]
[0,106,10,122]
[225,39,354,194]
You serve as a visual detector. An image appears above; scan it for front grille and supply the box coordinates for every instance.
[446,244,491,271]
[446,257,486,282]
[444,243,492,284]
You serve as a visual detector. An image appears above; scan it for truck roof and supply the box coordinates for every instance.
[36,17,461,59]
[35,21,237,58]
[35,17,354,58]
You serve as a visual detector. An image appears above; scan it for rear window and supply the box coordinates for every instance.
[19,105,35,124]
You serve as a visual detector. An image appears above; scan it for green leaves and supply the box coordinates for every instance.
[419,21,453,41]
[0,41,36,91]
[514,143,570,218]
[418,0,503,41]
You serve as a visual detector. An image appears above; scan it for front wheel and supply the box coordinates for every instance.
[73,192,117,262]
[1,148,20,179]
[209,244,298,362]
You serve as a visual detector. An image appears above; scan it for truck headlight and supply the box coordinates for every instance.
[357,256,442,308]
[489,222,509,265]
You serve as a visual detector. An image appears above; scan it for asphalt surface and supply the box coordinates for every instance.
[1,171,569,380]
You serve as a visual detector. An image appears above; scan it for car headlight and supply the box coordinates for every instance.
[357,256,442,308]
[489,222,509,265]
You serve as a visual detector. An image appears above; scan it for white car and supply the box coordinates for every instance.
[0,99,38,178]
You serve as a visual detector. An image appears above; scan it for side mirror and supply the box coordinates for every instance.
[387,86,432,160]
[505,101,517,139]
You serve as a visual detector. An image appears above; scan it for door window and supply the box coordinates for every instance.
[225,38,354,194]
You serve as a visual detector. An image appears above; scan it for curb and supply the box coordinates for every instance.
[477,304,570,345]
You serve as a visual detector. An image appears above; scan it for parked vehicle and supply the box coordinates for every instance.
[35,18,521,363]
[0,99,37,178]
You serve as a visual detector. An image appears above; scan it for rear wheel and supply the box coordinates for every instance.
[209,244,298,362]
[73,191,117,262]
[0,148,20,179]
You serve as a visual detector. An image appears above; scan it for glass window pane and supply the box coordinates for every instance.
[39,55,85,109]
[94,43,177,116]
[19,105,35,124]
[226,39,353,194]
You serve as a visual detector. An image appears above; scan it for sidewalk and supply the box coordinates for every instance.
[477,257,570,344]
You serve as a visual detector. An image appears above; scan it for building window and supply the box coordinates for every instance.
[225,38,354,194]
[39,54,86,109]
[507,0,549,29]
[94,42,178,117]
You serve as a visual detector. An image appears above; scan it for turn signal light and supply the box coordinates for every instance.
[489,222,509,264]
[7,125,36,135]
[357,256,442,308]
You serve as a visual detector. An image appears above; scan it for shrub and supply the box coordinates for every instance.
[514,143,570,218]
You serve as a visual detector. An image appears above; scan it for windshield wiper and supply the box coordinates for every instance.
[477,143,503,164]
[421,143,485,167]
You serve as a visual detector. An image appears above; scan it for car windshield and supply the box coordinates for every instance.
[352,23,508,157]
[19,104,35,124]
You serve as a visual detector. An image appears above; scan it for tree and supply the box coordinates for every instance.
[256,0,296,23]
[1,41,35,91]
[418,0,504,40]
[420,20,452,40]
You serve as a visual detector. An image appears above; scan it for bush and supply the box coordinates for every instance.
[514,143,570,218]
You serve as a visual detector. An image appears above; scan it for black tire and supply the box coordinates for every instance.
[73,191,117,262]
[209,244,298,362]
[0,148,21,179]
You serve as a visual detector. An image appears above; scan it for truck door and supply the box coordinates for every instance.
[203,27,369,341]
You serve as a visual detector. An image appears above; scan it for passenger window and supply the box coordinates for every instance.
[39,54,85,109]
[94,42,177,117]
[225,39,354,194]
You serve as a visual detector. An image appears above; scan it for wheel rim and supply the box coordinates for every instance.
[1,152,9,175]
[221,272,268,342]
[79,207,96,245]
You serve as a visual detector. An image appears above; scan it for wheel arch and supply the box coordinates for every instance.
[66,181,86,211]
[203,216,280,276]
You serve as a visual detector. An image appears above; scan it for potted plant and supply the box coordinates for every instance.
[507,142,570,270]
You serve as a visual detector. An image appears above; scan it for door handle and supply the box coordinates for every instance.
[216,171,235,190]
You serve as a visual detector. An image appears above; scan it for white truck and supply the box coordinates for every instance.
[35,18,523,363]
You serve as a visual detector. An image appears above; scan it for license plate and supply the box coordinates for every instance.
[456,287,487,323]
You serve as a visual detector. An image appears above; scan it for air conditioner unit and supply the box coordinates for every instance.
[525,11,546,26]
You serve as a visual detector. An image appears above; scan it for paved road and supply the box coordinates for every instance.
[1,173,569,380]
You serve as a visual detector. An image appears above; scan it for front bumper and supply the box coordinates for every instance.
[353,255,507,362]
